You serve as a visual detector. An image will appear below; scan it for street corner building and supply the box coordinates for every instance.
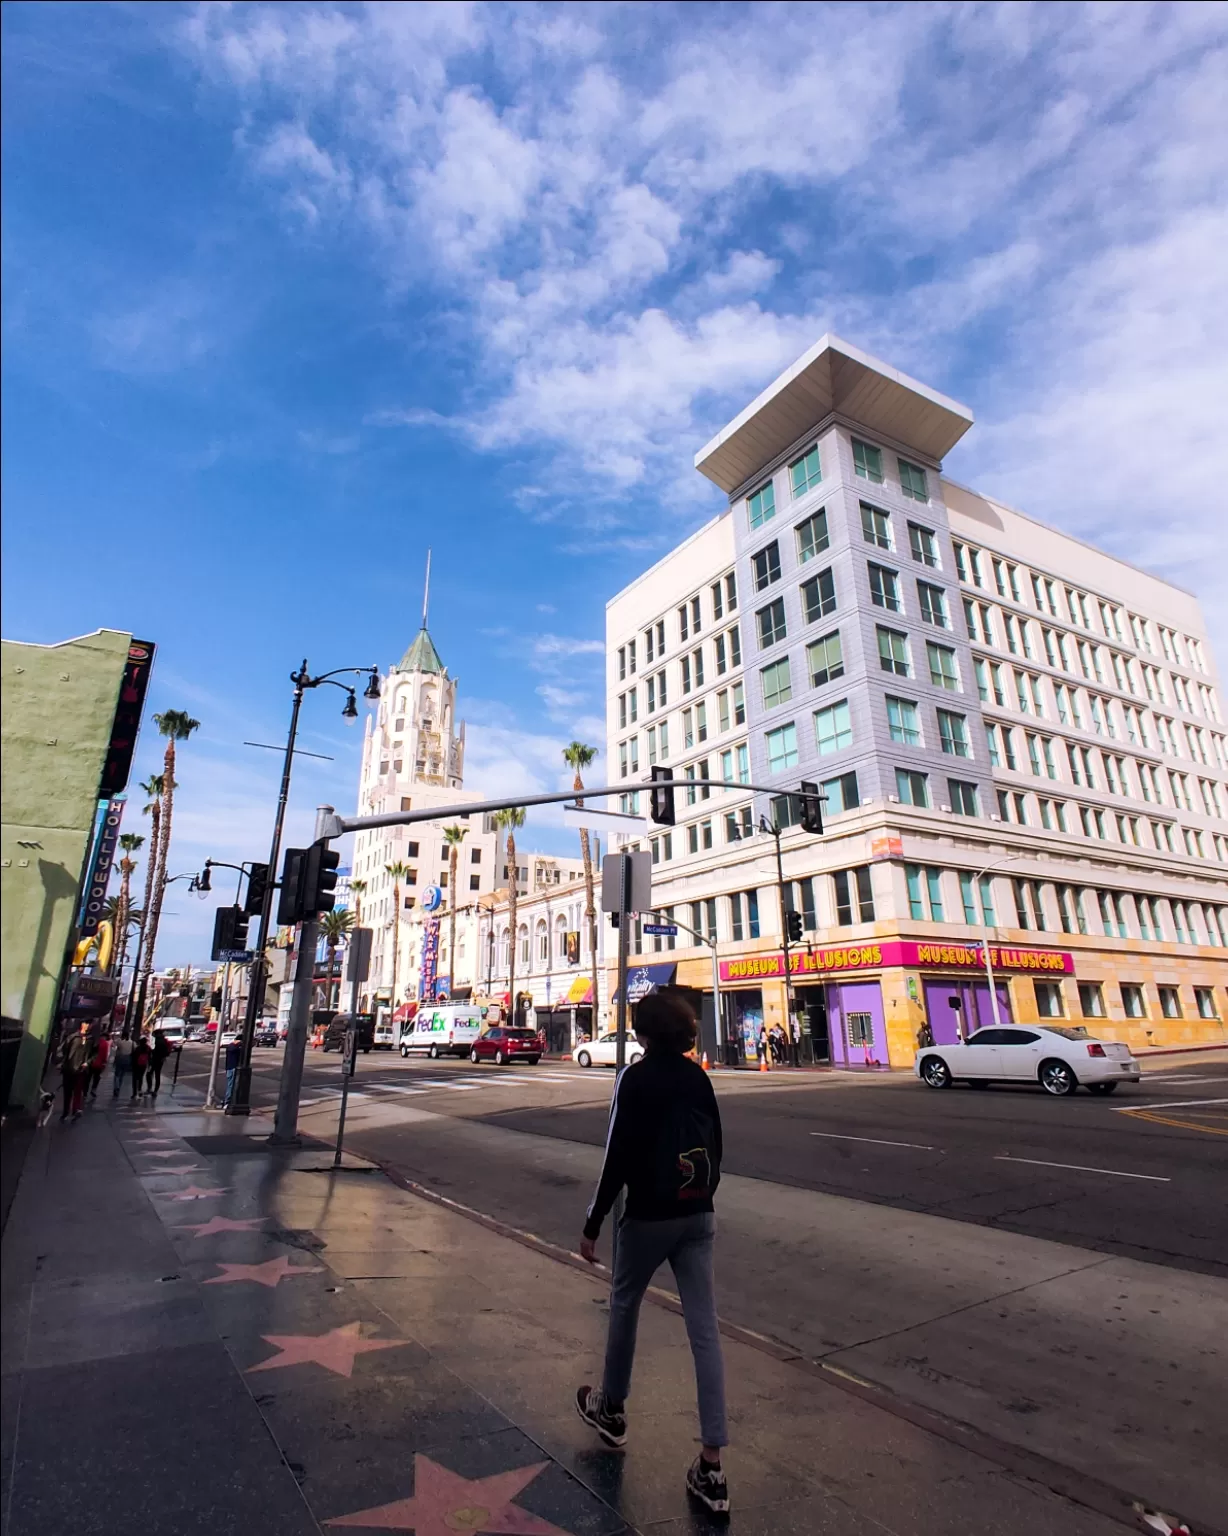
[1,628,154,1112]
[604,335,1228,1068]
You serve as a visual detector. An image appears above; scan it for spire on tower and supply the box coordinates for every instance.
[422,548,432,632]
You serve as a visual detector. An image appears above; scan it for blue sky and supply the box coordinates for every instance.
[4,1,1226,965]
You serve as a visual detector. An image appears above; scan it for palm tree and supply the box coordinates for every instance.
[141,710,200,997]
[113,832,144,975]
[563,742,600,1035]
[442,825,468,998]
[319,908,356,1008]
[350,878,367,926]
[493,808,526,1023]
[384,861,411,1016]
[130,774,165,1017]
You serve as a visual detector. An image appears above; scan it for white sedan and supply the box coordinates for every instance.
[573,1032,644,1069]
[916,1024,1140,1096]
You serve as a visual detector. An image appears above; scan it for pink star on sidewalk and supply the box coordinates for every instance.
[326,1454,569,1534]
[147,1164,198,1175]
[204,1255,324,1288]
[177,1215,267,1238]
[247,1322,407,1378]
[144,1149,185,1158]
[167,1185,230,1201]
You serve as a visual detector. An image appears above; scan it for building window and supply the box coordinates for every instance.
[861,502,892,549]
[868,563,902,612]
[822,770,859,815]
[807,631,844,687]
[745,889,761,939]
[834,866,875,924]
[927,643,959,691]
[757,598,787,648]
[1120,983,1147,1019]
[766,722,799,772]
[789,446,822,496]
[1195,987,1219,1019]
[948,779,979,816]
[886,695,921,746]
[909,523,939,568]
[798,877,818,929]
[769,794,798,830]
[800,567,837,624]
[752,540,782,591]
[731,681,746,725]
[748,480,776,530]
[815,700,852,755]
[1075,982,1105,1017]
[918,582,949,628]
[846,1012,874,1049]
[761,658,792,709]
[937,709,971,757]
[1158,985,1182,1019]
[877,627,911,677]
[1034,981,1065,1018]
[895,767,929,807]
[959,871,994,925]
[469,874,481,891]
[852,439,883,483]
[1055,885,1087,935]
[795,509,830,564]
[899,458,928,502]
[725,806,754,842]
[905,864,945,920]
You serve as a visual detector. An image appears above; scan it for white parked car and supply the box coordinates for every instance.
[916,1024,1140,1096]
[574,1032,644,1069]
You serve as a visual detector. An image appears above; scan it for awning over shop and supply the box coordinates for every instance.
[613,962,677,1004]
[565,975,593,1005]
[393,1001,419,1024]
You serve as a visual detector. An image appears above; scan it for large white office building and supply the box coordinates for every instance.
[605,336,1228,1066]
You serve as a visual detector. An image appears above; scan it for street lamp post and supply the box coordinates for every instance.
[760,815,801,1067]
[228,660,379,1117]
[198,858,255,1109]
[644,907,725,1064]
[969,855,1027,1033]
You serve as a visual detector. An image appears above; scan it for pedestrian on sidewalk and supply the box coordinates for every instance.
[112,1031,133,1098]
[59,1022,91,1121]
[86,1031,110,1099]
[131,1033,151,1099]
[224,1034,243,1106]
[576,990,730,1516]
[148,1028,171,1098]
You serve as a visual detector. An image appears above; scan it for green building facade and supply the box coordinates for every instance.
[2,628,137,1112]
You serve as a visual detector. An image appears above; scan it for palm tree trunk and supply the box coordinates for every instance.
[579,826,599,1035]
[448,847,459,997]
[141,742,177,1009]
[506,831,517,1026]
[134,800,161,1019]
[115,864,133,974]
[390,882,401,1015]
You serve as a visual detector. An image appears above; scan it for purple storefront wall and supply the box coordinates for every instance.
[826,981,888,1066]
[923,979,1012,1045]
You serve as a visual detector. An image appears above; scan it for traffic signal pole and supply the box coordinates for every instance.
[768,818,802,1067]
[270,803,330,1145]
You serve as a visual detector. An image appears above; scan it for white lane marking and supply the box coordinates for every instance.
[1140,1076,1227,1085]
[994,1155,1170,1182]
[810,1132,936,1151]
[1115,1097,1228,1112]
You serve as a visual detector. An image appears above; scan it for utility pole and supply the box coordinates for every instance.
[270,804,329,1146]
[762,815,800,1067]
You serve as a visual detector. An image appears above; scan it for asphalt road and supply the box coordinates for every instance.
[176,1046,1228,1273]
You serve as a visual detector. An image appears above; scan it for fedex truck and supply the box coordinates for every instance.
[399,1005,483,1059]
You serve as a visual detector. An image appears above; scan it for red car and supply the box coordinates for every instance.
[469,1026,544,1066]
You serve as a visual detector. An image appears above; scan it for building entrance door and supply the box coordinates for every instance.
[796,985,829,1063]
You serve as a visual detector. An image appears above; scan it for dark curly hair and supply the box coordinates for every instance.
[633,989,698,1053]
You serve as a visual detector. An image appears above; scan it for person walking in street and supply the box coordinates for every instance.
[148,1028,171,1098]
[130,1032,151,1099]
[224,1035,244,1107]
[575,991,730,1516]
[86,1031,110,1100]
[59,1022,91,1121]
[112,1031,133,1098]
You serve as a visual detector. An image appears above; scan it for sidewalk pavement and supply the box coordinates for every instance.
[1,1091,1166,1536]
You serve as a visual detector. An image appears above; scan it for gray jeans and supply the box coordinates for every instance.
[602,1212,728,1447]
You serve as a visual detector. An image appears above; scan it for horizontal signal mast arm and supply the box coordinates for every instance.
[319,780,821,840]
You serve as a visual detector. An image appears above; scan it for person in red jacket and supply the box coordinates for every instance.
[575,990,729,1516]
[86,1032,110,1100]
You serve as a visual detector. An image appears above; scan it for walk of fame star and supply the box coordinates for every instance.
[167,1185,231,1200]
[144,1149,186,1158]
[204,1255,325,1288]
[247,1321,407,1378]
[177,1215,267,1237]
[147,1164,198,1175]
[326,1454,571,1534]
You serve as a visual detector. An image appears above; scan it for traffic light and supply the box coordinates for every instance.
[211,904,249,960]
[277,848,307,925]
[785,910,803,944]
[244,861,270,916]
[649,765,676,826]
[276,844,340,924]
[798,779,824,835]
[303,843,340,915]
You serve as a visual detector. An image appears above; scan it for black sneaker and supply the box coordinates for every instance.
[575,1385,627,1448]
[686,1456,730,1515]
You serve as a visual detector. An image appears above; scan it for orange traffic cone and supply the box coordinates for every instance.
[759,1050,769,1072]
[701,1051,710,1071]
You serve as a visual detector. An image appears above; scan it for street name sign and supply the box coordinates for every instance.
[642,924,678,936]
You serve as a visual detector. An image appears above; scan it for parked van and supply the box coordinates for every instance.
[400,1005,483,1059]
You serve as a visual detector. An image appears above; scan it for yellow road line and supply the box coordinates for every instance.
[1120,1108,1228,1136]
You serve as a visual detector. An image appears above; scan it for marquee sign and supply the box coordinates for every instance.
[719,940,1074,983]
